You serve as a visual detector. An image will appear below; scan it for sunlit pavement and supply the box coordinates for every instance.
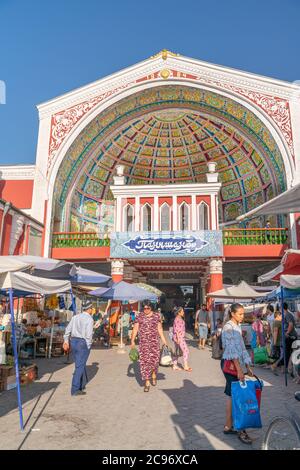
[0,335,299,450]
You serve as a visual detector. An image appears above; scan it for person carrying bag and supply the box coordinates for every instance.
[221,303,254,445]
[231,378,262,431]
[160,344,172,366]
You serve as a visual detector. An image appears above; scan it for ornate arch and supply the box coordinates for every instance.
[50,85,289,232]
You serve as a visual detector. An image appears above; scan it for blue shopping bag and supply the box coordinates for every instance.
[231,379,262,430]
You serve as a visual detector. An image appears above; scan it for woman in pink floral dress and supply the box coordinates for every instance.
[130,303,167,392]
[172,307,192,372]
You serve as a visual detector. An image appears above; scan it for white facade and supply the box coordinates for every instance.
[27,50,300,255]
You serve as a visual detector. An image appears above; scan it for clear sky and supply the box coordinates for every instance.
[0,0,300,165]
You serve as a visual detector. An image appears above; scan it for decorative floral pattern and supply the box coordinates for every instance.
[51,86,287,230]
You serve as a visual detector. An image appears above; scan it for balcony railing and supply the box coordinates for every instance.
[52,228,289,248]
[52,232,110,248]
[222,228,289,246]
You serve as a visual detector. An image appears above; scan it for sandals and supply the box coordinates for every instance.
[151,377,157,386]
[183,367,192,372]
[238,430,252,445]
[144,384,150,392]
[223,426,237,435]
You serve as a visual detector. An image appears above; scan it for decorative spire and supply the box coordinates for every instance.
[151,49,180,60]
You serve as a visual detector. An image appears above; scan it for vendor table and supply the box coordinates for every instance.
[35,337,49,358]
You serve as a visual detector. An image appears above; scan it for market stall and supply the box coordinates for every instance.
[0,269,72,431]
[207,281,270,346]
[258,252,300,386]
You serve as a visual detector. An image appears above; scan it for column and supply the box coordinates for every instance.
[191,194,197,230]
[172,195,178,231]
[207,258,223,308]
[154,196,159,231]
[210,194,217,230]
[111,259,124,283]
[116,197,122,231]
[135,196,140,232]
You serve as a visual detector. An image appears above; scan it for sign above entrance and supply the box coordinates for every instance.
[110,231,223,259]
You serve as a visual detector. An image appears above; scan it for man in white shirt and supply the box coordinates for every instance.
[63,300,94,396]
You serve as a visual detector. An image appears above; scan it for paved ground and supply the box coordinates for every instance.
[0,335,299,450]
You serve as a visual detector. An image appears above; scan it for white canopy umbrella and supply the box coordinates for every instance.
[0,270,71,294]
[0,255,76,275]
[207,281,270,299]
[0,258,33,274]
[236,182,300,221]
[280,274,300,289]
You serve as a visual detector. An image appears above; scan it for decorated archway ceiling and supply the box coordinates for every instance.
[54,86,286,230]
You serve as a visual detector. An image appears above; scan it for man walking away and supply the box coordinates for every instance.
[63,300,94,396]
[195,304,209,349]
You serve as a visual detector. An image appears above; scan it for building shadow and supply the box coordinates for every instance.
[162,379,226,450]
[127,361,166,387]
[0,380,60,419]
[86,362,100,384]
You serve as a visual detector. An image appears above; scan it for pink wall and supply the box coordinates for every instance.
[0,180,33,209]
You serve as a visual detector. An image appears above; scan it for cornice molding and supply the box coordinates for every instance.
[38,54,299,119]
[110,182,222,198]
[0,165,36,180]
[42,54,299,175]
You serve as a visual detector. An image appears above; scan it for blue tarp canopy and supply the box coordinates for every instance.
[69,267,110,284]
[89,280,157,301]
[265,286,300,301]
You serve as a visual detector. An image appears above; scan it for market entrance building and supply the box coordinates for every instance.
[1,50,299,301]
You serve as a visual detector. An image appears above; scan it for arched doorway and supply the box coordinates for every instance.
[50,84,288,245]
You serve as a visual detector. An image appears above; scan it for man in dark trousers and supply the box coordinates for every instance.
[63,300,94,396]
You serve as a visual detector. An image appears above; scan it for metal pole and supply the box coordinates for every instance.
[280,287,288,387]
[17,298,20,324]
[70,288,77,315]
[48,315,54,359]
[9,289,24,431]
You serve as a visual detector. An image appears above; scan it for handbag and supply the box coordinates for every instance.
[160,345,172,366]
[232,379,262,430]
[223,359,237,376]
[175,343,183,357]
[253,346,268,364]
[212,336,223,360]
[129,347,139,362]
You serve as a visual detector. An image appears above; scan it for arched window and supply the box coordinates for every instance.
[179,202,189,231]
[142,203,152,231]
[123,204,134,232]
[198,202,209,230]
[160,203,170,231]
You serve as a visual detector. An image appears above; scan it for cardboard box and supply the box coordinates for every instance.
[0,365,14,380]
[0,374,17,391]
[5,375,17,391]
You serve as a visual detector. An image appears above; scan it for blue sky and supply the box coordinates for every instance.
[0,0,300,165]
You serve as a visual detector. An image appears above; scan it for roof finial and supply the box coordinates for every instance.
[151,49,180,60]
